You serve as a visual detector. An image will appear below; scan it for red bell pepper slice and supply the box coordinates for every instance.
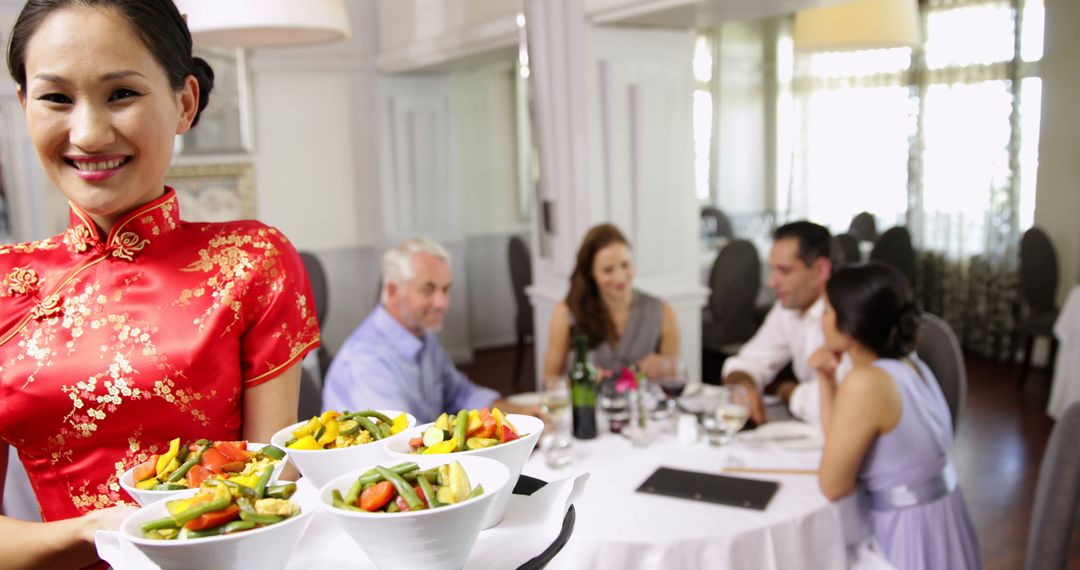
[132,455,159,483]
[499,424,519,443]
[183,503,240,531]
[359,480,395,511]
[214,441,252,463]
[199,447,229,474]
[475,416,497,439]
[185,464,213,488]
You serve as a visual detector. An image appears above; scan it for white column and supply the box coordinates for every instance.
[526,0,709,387]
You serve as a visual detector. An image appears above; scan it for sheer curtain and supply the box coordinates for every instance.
[785,0,1043,360]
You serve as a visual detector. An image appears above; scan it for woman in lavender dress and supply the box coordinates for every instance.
[810,263,981,569]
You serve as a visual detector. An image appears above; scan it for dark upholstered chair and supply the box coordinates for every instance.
[1025,401,1080,570]
[508,236,534,392]
[298,251,331,414]
[701,207,735,241]
[870,227,916,285]
[834,233,862,267]
[848,211,878,242]
[702,240,761,355]
[916,313,966,434]
[1017,227,1060,384]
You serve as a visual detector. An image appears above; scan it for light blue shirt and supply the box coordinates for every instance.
[322,306,499,423]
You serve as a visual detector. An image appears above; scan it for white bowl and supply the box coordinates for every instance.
[120,442,288,506]
[385,413,543,529]
[270,410,416,489]
[319,455,509,570]
[111,480,316,570]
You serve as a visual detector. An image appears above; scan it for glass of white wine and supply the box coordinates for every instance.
[714,383,750,446]
[540,375,573,468]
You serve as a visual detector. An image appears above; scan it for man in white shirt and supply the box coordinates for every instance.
[723,221,842,424]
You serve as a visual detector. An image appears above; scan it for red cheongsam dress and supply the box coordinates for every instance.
[0,188,320,522]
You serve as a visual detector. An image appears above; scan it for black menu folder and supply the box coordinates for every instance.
[636,466,779,511]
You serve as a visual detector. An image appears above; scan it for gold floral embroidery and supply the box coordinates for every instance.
[4,267,40,296]
[110,231,149,261]
[0,236,61,255]
[30,293,63,320]
[67,224,95,253]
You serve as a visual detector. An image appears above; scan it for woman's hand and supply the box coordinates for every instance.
[635,353,667,380]
[809,347,841,384]
[78,504,138,543]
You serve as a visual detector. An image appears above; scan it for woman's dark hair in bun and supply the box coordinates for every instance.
[7,0,214,126]
[826,262,921,359]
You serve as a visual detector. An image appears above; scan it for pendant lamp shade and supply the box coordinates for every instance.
[794,0,921,52]
[181,0,351,48]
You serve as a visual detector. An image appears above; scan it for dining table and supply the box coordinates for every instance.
[521,423,851,569]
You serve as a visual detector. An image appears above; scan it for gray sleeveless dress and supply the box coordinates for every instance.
[570,289,664,371]
[860,357,982,569]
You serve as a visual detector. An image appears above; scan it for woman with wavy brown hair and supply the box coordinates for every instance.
[542,224,679,378]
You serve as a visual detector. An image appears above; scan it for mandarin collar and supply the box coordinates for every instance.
[65,188,181,261]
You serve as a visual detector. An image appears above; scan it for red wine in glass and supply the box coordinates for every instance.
[659,380,686,399]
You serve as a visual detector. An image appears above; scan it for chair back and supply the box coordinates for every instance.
[508,236,534,337]
[870,226,916,284]
[1025,401,1080,570]
[849,211,878,242]
[1020,227,1059,314]
[915,312,965,434]
[297,365,323,421]
[299,251,329,328]
[701,207,734,240]
[703,240,760,348]
[834,233,861,266]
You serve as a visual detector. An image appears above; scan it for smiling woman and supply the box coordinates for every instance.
[0,1,319,568]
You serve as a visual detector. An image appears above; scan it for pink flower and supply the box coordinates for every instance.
[615,367,639,393]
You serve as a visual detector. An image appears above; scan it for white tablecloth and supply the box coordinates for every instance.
[522,431,849,569]
[1050,285,1080,419]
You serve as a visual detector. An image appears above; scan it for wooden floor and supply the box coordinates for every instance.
[460,344,1079,569]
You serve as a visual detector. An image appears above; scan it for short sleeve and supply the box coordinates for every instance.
[238,226,321,387]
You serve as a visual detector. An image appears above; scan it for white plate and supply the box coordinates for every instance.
[507,391,542,407]
[749,421,824,451]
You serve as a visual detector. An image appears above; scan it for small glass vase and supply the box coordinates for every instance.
[626,387,651,447]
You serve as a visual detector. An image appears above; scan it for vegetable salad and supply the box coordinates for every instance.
[330,461,483,513]
[131,439,286,491]
[285,410,408,451]
[408,408,522,454]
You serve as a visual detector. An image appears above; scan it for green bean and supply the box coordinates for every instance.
[239,511,285,524]
[354,416,384,440]
[171,494,231,527]
[141,516,179,533]
[379,421,391,438]
[454,410,469,451]
[375,465,424,511]
[185,520,257,538]
[351,410,393,424]
[266,483,296,500]
[151,482,188,491]
[166,442,212,483]
[331,489,366,512]
[356,462,418,486]
[343,477,364,506]
[204,478,257,499]
[417,473,441,508]
[253,465,274,499]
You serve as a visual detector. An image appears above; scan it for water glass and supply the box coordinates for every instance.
[714,384,750,445]
[540,376,573,468]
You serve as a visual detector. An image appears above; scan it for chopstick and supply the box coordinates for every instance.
[723,467,818,475]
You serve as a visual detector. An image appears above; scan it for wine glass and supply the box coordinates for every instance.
[715,383,750,445]
[540,375,573,468]
[653,357,688,431]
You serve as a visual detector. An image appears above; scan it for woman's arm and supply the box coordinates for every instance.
[0,440,135,569]
[817,366,901,501]
[657,302,680,357]
[242,362,302,444]
[542,303,572,379]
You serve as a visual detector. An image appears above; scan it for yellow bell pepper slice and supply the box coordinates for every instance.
[390,413,408,435]
[320,410,341,424]
[466,410,482,435]
[492,408,517,433]
[166,496,197,515]
[316,417,340,445]
[155,438,180,475]
[287,435,323,450]
[292,416,321,438]
[228,474,261,489]
[423,439,458,454]
[135,477,160,490]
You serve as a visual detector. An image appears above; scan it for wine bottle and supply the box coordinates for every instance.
[570,332,598,439]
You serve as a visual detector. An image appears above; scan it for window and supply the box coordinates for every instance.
[784,0,1043,257]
